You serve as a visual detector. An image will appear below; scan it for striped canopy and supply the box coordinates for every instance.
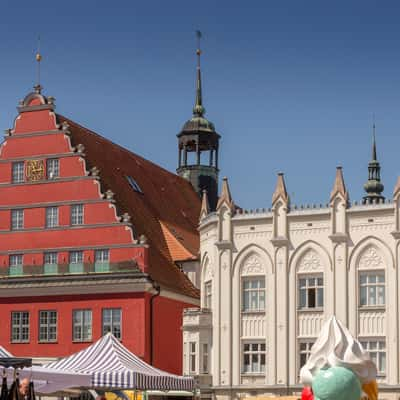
[0,347,12,357]
[46,333,194,391]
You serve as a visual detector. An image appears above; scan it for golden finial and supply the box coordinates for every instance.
[36,35,42,90]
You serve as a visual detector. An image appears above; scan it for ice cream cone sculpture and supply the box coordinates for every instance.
[299,316,378,400]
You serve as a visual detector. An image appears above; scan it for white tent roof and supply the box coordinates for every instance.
[0,347,91,394]
[46,333,194,391]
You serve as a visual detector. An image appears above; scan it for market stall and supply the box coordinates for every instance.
[0,350,91,395]
[46,333,194,392]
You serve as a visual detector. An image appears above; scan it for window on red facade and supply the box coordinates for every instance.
[46,158,59,179]
[11,209,24,230]
[71,204,84,225]
[102,308,121,339]
[12,162,24,183]
[39,310,57,342]
[73,309,92,342]
[46,206,59,228]
[11,311,29,343]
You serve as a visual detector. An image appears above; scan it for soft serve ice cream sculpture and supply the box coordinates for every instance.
[299,316,378,400]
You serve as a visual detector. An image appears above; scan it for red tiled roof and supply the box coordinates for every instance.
[58,115,200,299]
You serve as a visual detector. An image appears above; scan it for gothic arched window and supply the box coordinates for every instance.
[358,246,385,307]
[240,254,266,312]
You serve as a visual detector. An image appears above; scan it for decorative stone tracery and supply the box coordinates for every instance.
[241,254,265,276]
[297,250,323,273]
[358,246,385,269]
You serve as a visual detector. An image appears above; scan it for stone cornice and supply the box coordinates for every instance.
[0,152,82,164]
[0,242,142,255]
[5,129,62,138]
[0,272,151,297]
[18,104,54,113]
[0,175,97,188]
[1,222,129,235]
[0,198,108,210]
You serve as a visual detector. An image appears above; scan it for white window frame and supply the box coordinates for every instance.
[359,271,385,307]
[11,311,29,343]
[9,254,23,267]
[70,251,83,264]
[102,308,121,339]
[189,342,197,374]
[242,341,266,374]
[44,252,57,265]
[95,249,109,263]
[39,310,57,342]
[46,158,59,179]
[11,209,24,230]
[73,309,92,342]
[12,162,24,183]
[298,275,324,310]
[46,206,59,228]
[71,204,84,225]
[204,281,212,309]
[299,340,315,373]
[360,339,386,377]
[242,277,265,312]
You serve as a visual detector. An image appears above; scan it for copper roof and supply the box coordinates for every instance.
[58,116,200,299]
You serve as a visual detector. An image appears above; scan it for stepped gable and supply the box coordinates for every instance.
[57,115,200,298]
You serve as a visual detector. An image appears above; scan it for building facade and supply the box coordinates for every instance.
[183,140,400,399]
[0,84,201,374]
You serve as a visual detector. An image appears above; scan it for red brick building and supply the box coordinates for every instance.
[0,84,200,375]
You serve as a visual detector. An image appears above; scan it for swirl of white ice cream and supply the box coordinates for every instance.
[300,316,377,385]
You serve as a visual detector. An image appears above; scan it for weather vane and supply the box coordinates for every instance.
[35,35,42,93]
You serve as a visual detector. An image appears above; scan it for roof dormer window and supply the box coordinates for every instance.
[126,176,143,194]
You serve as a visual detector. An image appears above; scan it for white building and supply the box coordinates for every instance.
[182,139,400,400]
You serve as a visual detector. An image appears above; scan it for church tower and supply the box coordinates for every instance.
[363,124,385,204]
[177,32,220,211]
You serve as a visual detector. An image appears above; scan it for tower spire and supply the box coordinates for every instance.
[193,30,205,117]
[372,122,377,161]
[177,31,220,211]
[35,35,42,94]
[363,123,384,204]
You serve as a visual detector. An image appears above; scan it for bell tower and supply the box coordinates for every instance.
[177,31,220,211]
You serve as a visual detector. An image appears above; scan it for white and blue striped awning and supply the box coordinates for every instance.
[46,333,194,391]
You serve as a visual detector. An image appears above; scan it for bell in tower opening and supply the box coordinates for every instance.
[176,31,221,211]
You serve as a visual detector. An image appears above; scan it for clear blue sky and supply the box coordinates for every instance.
[0,0,399,208]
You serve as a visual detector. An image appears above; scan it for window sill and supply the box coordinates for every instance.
[241,372,265,376]
[358,305,386,311]
[10,341,30,344]
[241,310,266,315]
[297,308,324,312]
[38,341,58,344]
[72,340,93,343]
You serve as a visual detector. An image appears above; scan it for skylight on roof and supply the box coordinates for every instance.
[126,176,143,193]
